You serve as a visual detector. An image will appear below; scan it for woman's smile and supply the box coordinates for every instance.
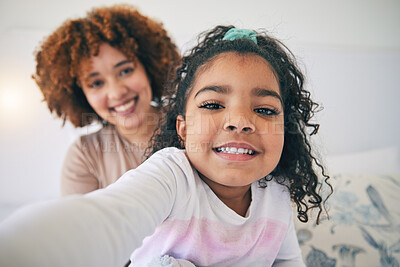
[111,96,139,116]
[80,43,154,132]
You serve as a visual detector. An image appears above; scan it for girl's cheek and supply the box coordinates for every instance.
[184,141,210,154]
[272,118,285,135]
[183,114,218,136]
[256,118,284,135]
[202,116,223,135]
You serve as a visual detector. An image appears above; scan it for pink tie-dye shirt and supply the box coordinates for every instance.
[125,148,304,266]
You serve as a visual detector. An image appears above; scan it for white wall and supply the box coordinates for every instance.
[0,0,399,208]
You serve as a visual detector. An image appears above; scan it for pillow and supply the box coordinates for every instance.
[295,173,400,267]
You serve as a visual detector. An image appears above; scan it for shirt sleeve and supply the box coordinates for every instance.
[60,137,99,196]
[0,150,183,267]
[273,210,306,267]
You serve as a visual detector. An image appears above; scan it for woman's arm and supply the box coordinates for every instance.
[0,151,182,267]
[60,138,99,196]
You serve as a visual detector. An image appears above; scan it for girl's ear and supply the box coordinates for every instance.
[176,115,186,142]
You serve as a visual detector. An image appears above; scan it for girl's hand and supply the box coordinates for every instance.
[148,255,197,267]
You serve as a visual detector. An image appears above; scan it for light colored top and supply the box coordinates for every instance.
[0,147,305,267]
[61,124,147,195]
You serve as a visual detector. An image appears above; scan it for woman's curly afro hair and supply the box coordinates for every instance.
[33,4,180,127]
[150,25,332,224]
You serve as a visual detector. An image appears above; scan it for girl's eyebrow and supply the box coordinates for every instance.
[194,85,229,98]
[88,60,132,78]
[252,88,283,105]
[194,86,283,104]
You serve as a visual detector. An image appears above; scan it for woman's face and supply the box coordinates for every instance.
[79,43,155,133]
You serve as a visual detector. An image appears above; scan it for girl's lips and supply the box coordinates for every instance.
[213,142,258,153]
[212,142,259,161]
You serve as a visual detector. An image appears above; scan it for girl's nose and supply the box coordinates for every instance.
[107,79,128,100]
[223,112,256,134]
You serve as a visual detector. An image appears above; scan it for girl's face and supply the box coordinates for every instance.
[80,43,155,133]
[177,52,284,195]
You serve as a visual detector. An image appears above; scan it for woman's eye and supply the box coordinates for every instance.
[120,67,134,76]
[89,80,104,89]
[254,108,279,116]
[199,102,224,110]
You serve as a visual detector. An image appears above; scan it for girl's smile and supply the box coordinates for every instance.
[213,142,258,161]
[177,52,285,199]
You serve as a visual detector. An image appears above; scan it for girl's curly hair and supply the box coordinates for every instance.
[150,25,332,224]
[33,4,180,127]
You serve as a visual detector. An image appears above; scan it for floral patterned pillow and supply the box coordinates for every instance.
[295,173,400,267]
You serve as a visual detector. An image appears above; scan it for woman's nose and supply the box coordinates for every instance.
[223,111,255,133]
[107,79,128,100]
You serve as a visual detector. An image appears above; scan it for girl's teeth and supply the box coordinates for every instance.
[114,99,135,112]
[217,147,254,155]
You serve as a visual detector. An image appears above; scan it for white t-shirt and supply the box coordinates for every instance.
[0,147,304,267]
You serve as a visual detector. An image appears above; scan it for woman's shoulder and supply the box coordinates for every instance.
[62,126,116,160]
[69,125,116,148]
[80,124,116,142]
[61,127,112,176]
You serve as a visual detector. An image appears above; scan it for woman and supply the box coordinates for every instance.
[33,4,180,195]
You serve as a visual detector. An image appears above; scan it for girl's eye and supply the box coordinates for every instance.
[89,80,104,89]
[199,102,224,110]
[120,67,134,76]
[254,108,280,116]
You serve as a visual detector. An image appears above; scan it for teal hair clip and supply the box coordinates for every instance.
[222,28,258,45]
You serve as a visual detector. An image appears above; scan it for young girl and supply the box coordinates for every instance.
[0,26,331,266]
[33,4,180,195]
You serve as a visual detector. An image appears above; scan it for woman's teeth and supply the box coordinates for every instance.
[215,147,255,155]
[114,99,135,112]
